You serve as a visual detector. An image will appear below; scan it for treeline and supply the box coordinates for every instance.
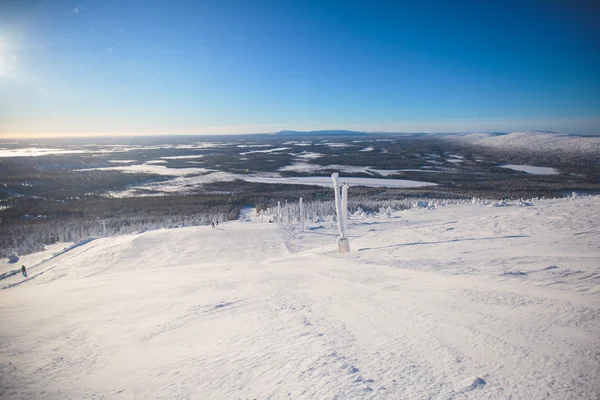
[3,177,598,259]
[0,195,239,258]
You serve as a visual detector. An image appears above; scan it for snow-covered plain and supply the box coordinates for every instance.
[240,147,291,155]
[0,143,225,158]
[0,148,89,157]
[102,172,437,197]
[500,164,559,175]
[278,164,375,175]
[1,197,599,399]
[77,163,215,176]
[244,175,437,188]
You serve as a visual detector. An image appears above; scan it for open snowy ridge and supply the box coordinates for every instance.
[1,197,599,399]
[454,131,600,156]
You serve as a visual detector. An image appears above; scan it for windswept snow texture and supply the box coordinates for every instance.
[1,197,599,399]
[500,164,559,175]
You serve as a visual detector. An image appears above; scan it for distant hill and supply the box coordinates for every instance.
[464,130,600,156]
[274,130,514,138]
[274,130,370,136]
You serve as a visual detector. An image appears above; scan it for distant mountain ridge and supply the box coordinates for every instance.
[272,129,598,139]
[273,130,513,137]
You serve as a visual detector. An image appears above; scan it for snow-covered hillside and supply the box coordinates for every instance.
[456,131,600,156]
[1,197,599,399]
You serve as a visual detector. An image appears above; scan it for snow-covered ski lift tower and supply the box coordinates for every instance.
[331,173,350,253]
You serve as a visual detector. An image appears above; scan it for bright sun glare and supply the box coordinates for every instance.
[0,38,6,76]
[0,37,13,77]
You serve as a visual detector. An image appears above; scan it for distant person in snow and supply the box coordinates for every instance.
[211,222,215,228]
[21,265,27,277]
[216,220,219,226]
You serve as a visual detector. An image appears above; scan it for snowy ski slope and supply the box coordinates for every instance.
[1,197,599,399]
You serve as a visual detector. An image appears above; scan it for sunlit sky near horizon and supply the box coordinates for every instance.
[1,0,599,138]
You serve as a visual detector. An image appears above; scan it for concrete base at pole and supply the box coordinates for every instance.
[337,237,350,253]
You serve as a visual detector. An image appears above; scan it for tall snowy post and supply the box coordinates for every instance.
[299,197,305,231]
[331,173,350,253]
[341,183,349,224]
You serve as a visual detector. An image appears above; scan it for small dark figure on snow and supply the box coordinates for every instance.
[216,220,219,226]
[211,222,215,228]
[21,265,27,277]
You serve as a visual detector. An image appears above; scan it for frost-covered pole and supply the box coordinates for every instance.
[332,173,344,237]
[299,197,305,231]
[341,183,349,224]
[332,173,350,253]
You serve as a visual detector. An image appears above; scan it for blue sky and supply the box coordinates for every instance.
[1,0,599,137]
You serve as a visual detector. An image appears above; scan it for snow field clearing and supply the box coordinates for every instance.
[499,164,558,175]
[0,197,599,399]
[244,175,437,188]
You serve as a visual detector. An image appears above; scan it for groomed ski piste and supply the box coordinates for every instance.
[1,196,599,399]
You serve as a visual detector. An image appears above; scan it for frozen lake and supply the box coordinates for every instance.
[243,175,437,188]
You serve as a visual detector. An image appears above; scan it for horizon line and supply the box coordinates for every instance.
[2,129,600,140]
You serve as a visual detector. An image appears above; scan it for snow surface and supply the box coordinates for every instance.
[77,164,214,176]
[366,169,403,176]
[104,170,436,197]
[283,141,313,146]
[500,164,559,175]
[160,155,205,160]
[278,164,446,178]
[240,147,291,155]
[105,171,238,197]
[294,152,326,160]
[467,131,600,156]
[1,197,599,399]
[0,148,89,157]
[0,143,225,158]
[244,176,437,188]
[324,142,351,148]
[278,164,375,175]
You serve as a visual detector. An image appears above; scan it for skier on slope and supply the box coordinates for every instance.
[21,265,27,277]
[211,222,215,228]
